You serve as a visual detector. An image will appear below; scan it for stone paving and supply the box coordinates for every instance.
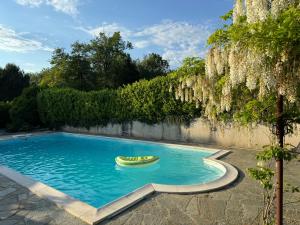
[0,175,86,225]
[0,148,299,225]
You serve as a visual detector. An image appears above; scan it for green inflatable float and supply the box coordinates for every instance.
[115,156,159,167]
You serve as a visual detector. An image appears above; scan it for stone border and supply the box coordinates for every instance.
[0,132,238,225]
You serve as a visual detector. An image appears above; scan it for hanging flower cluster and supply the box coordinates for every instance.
[233,0,245,23]
[171,0,300,122]
[271,0,297,17]
[172,76,203,108]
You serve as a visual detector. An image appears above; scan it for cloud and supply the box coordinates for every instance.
[15,0,79,15]
[22,62,38,72]
[0,24,53,52]
[80,20,212,67]
[134,20,211,66]
[134,40,149,49]
[16,0,43,7]
[78,23,132,39]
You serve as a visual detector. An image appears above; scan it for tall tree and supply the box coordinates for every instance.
[39,48,69,88]
[65,42,95,90]
[40,32,140,90]
[0,64,29,101]
[88,32,139,88]
[136,53,170,79]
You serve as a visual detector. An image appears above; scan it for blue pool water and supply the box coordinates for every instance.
[0,133,224,207]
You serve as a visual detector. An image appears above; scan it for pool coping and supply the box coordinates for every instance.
[0,132,239,225]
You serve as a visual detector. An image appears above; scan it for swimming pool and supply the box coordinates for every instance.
[0,132,225,208]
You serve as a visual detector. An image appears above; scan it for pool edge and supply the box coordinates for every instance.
[0,132,238,225]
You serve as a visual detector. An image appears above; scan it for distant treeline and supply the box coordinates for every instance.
[34,32,170,90]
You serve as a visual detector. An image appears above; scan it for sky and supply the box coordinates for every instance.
[0,0,233,72]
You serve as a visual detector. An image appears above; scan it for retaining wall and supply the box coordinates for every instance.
[62,119,300,149]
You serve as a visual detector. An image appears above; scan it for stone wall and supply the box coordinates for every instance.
[62,119,300,149]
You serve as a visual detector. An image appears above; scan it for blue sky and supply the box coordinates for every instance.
[0,0,233,72]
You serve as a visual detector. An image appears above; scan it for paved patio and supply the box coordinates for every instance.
[0,148,299,225]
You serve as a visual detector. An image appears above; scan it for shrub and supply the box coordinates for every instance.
[37,74,200,128]
[0,101,11,128]
[119,75,199,123]
[38,88,119,128]
[8,86,42,131]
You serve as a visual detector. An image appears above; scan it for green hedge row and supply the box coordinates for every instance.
[0,86,42,131]
[8,86,42,131]
[37,75,200,128]
[0,101,11,128]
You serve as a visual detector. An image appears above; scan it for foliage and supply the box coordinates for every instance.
[37,72,200,129]
[0,101,11,128]
[119,75,199,124]
[0,64,30,101]
[136,53,170,80]
[38,32,171,91]
[40,45,96,90]
[8,86,42,131]
[233,95,276,125]
[248,166,275,190]
[176,57,205,77]
[37,88,119,128]
[220,9,233,21]
[195,3,300,123]
[256,145,297,161]
[39,32,142,90]
[248,144,299,224]
[171,2,300,224]
[87,32,139,88]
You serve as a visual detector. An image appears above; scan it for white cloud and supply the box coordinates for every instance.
[0,24,53,52]
[81,20,211,67]
[79,23,132,39]
[16,0,79,15]
[22,62,38,72]
[16,0,43,7]
[134,40,149,49]
[134,20,211,66]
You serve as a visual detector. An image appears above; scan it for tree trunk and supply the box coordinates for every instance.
[275,94,284,225]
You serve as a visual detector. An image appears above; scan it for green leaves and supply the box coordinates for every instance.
[248,143,297,191]
[177,57,205,76]
[42,32,141,90]
[136,53,170,80]
[233,95,276,125]
[8,86,42,131]
[37,73,200,128]
[257,145,296,161]
[208,5,300,58]
[0,101,11,128]
[248,167,275,190]
[0,64,30,101]
[220,9,233,21]
[207,28,229,46]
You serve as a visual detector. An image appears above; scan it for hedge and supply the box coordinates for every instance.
[0,101,11,128]
[37,75,200,128]
[8,86,42,131]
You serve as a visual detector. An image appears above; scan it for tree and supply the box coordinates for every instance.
[0,64,29,101]
[40,45,96,90]
[65,42,95,90]
[39,48,69,88]
[136,53,170,79]
[171,1,300,224]
[87,32,139,88]
[40,32,140,90]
